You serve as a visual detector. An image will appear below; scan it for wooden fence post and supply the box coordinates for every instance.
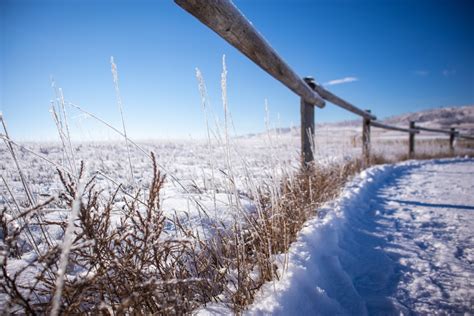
[362,110,371,166]
[449,127,456,153]
[409,121,416,158]
[301,77,316,167]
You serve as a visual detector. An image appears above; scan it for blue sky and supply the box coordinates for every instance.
[1,0,473,140]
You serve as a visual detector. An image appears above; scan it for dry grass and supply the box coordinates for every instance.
[1,142,472,314]
[0,153,366,314]
[1,154,215,314]
[2,55,473,314]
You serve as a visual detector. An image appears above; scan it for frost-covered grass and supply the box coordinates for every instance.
[0,135,361,313]
[1,58,473,313]
[2,130,471,313]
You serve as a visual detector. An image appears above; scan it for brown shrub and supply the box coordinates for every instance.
[1,154,216,314]
[2,146,470,314]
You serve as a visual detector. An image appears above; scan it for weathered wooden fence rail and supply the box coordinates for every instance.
[415,126,456,134]
[459,134,474,140]
[175,0,474,167]
[371,121,420,134]
[175,0,325,108]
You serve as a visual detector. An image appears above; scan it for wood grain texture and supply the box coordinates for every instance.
[175,0,325,107]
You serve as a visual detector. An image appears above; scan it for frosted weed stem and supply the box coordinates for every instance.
[0,115,55,248]
[50,173,85,316]
[195,68,218,212]
[58,87,77,175]
[0,135,75,179]
[1,175,42,256]
[111,56,136,189]
[50,104,75,174]
[1,114,36,206]
[67,102,213,216]
[50,79,77,175]
[220,55,243,213]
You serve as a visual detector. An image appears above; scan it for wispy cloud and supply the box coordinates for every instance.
[324,76,358,86]
[414,70,429,76]
[442,69,456,77]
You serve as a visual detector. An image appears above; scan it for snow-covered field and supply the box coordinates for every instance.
[248,158,474,315]
[1,126,462,211]
[1,120,473,313]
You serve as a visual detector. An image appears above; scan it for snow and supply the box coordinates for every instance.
[2,130,473,313]
[247,158,474,315]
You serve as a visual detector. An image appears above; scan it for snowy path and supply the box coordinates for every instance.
[248,158,474,315]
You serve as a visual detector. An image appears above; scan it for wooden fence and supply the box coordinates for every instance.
[175,0,473,167]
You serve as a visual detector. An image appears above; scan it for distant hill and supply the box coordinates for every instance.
[241,105,474,138]
[321,105,474,130]
[382,105,474,133]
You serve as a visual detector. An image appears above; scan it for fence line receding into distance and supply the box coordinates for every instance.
[175,0,473,166]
